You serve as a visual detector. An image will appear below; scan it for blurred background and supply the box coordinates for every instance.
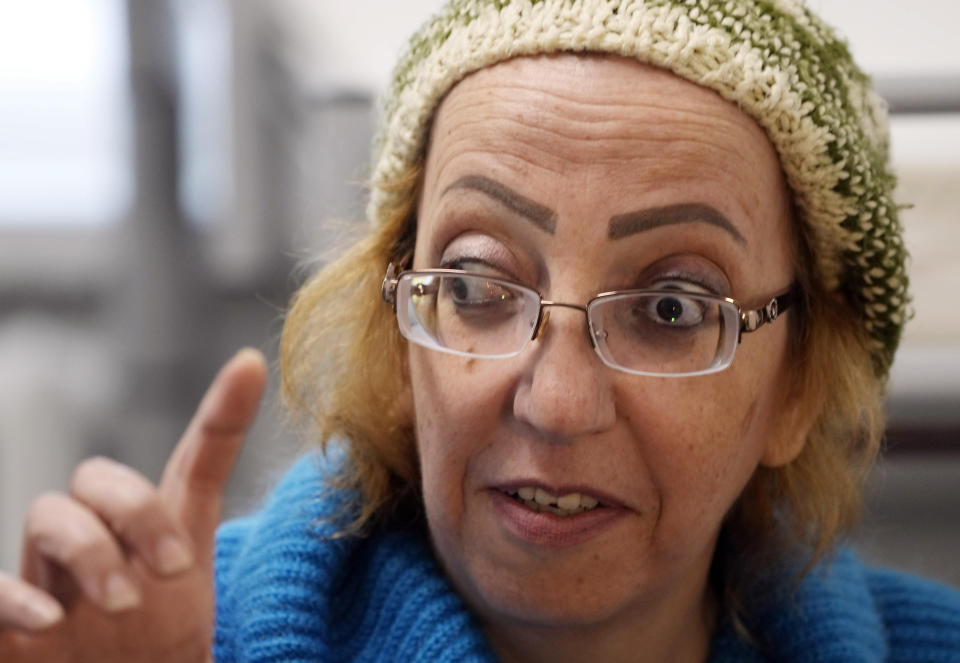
[0,0,958,585]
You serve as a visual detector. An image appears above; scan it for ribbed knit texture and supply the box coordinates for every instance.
[214,454,495,663]
[368,0,908,375]
[711,551,960,662]
[214,455,960,662]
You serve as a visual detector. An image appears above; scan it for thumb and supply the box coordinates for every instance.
[160,348,267,552]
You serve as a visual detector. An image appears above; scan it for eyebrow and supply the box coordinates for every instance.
[443,175,557,234]
[608,203,746,245]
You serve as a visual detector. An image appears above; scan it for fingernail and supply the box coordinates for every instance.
[24,594,64,629]
[104,572,141,612]
[156,536,193,575]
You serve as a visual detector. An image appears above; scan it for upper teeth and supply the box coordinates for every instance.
[512,487,600,515]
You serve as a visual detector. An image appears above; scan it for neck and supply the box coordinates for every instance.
[483,580,717,663]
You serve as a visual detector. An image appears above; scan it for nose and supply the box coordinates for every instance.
[512,305,616,440]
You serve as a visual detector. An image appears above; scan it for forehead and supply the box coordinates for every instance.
[419,54,793,260]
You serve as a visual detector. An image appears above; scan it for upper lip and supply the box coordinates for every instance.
[494,480,627,509]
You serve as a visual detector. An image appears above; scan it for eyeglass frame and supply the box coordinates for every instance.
[381,261,800,377]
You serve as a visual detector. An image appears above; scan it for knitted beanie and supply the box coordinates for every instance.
[368,0,907,375]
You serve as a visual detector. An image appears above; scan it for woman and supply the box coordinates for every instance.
[1,1,958,661]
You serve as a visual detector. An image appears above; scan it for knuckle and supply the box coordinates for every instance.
[71,456,159,517]
[58,529,110,569]
[71,455,119,490]
[111,491,165,541]
[121,486,160,520]
[25,492,69,534]
[25,494,116,568]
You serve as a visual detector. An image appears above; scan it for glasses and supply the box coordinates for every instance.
[381,264,798,378]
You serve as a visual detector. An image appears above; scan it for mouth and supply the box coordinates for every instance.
[502,486,603,517]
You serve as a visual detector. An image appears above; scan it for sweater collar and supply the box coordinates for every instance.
[219,455,888,662]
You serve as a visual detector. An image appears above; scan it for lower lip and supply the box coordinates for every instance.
[490,490,628,548]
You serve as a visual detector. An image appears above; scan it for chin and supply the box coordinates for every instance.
[446,541,651,630]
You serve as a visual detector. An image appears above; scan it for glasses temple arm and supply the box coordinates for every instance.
[738,288,800,340]
[381,262,401,310]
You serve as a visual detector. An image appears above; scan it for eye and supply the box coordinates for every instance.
[446,274,515,306]
[646,293,705,327]
[641,278,716,328]
[439,256,523,308]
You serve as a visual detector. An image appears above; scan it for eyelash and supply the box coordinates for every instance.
[440,257,724,297]
[439,257,477,271]
[439,256,509,277]
[648,270,722,295]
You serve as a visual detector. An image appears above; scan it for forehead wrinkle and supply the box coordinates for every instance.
[454,69,762,135]
[435,74,767,173]
[440,108,758,175]
[438,55,776,158]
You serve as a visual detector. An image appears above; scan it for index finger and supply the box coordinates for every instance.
[160,348,267,547]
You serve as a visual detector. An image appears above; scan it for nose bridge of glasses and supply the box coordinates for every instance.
[533,301,594,347]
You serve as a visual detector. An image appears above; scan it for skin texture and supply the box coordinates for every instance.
[0,349,267,663]
[408,54,810,663]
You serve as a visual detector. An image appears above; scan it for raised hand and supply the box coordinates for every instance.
[0,348,267,663]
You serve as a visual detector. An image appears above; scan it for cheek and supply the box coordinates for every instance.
[636,366,780,543]
[411,353,501,457]
[409,349,509,532]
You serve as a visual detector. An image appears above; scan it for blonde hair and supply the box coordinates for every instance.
[281,167,422,530]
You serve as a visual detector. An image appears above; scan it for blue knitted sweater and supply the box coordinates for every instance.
[214,455,960,662]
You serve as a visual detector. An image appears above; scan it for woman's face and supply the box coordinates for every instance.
[407,55,806,637]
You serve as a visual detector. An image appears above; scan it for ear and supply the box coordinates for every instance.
[759,380,821,468]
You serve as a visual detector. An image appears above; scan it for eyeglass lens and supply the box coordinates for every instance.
[399,273,540,359]
[397,272,739,375]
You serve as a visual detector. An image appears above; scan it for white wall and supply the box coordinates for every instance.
[812,0,960,77]
[269,0,448,94]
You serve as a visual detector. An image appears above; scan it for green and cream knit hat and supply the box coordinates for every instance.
[369,0,908,375]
